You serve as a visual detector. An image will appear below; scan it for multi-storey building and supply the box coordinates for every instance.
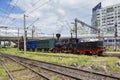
[91,3,120,36]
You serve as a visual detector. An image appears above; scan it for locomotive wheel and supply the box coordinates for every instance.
[97,51,103,56]
[52,49,56,53]
[85,51,92,55]
[32,49,35,52]
[73,51,79,54]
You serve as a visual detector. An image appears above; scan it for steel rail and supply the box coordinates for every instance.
[2,54,83,79]
[11,55,120,80]
[0,61,14,80]
[38,54,78,58]
[20,61,83,80]
[18,59,120,80]
[1,53,120,80]
[1,54,50,80]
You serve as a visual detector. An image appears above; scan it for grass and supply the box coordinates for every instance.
[0,48,120,73]
[0,57,9,80]
[51,76,58,80]
[0,65,7,76]
[0,55,42,80]
[106,48,120,52]
[0,48,92,65]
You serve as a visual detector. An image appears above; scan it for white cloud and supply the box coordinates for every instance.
[57,8,66,16]
[9,13,23,19]
[102,0,120,7]
[28,11,42,18]
[10,0,35,11]
[59,0,80,6]
[1,0,120,36]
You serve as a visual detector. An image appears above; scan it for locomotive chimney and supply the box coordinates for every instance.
[56,33,61,40]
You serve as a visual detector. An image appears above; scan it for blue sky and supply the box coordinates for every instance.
[0,0,120,36]
[0,0,23,14]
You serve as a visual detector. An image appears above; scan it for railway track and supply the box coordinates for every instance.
[103,52,120,57]
[0,54,77,80]
[0,60,14,80]
[0,54,50,80]
[39,52,120,58]
[0,53,120,80]
[38,54,78,58]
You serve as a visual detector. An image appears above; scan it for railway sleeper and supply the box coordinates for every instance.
[10,68,27,73]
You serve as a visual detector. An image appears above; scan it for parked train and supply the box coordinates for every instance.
[19,39,55,51]
[19,34,105,55]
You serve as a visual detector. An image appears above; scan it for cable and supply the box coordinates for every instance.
[27,18,39,29]
[2,0,19,25]
[26,0,51,16]
[0,8,9,14]
[8,0,94,30]
[0,0,11,24]
[32,0,42,6]
[7,0,51,29]
[0,0,112,36]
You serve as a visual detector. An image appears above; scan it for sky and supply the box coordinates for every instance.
[0,0,120,36]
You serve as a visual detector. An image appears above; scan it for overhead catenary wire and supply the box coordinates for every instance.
[0,0,90,35]
[6,0,51,29]
[4,0,97,28]
[1,0,114,36]
[26,0,51,16]
[0,8,9,14]
[32,0,42,6]
[0,0,11,23]
[26,18,39,29]
[0,0,110,28]
[1,0,19,25]
[43,0,105,35]
[0,0,40,27]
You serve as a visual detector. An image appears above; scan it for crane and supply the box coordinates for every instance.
[74,18,101,40]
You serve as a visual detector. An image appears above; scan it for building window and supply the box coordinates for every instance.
[118,6,120,8]
[118,12,120,14]
[107,17,114,19]
[107,23,114,25]
[107,7,114,13]
[107,13,113,16]
[118,22,120,24]
[107,27,114,33]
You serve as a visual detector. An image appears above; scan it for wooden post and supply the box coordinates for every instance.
[18,28,19,49]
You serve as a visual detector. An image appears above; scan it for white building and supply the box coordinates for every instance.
[91,3,120,36]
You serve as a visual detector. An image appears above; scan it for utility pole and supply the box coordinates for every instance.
[24,14,28,54]
[70,29,73,39]
[75,18,78,40]
[114,22,117,51]
[53,33,54,39]
[98,29,101,40]
[18,28,19,49]
[32,26,35,40]
[71,32,73,39]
